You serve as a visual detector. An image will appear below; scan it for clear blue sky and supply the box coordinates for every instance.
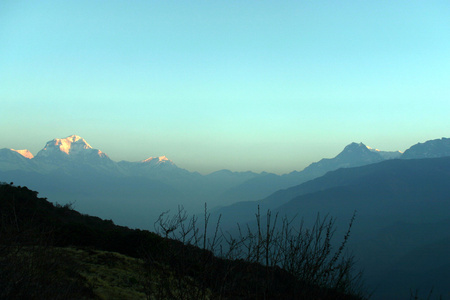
[1,1,449,174]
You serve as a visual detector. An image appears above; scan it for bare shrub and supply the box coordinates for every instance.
[145,204,367,299]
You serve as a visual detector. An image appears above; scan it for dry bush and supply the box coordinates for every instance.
[145,204,367,299]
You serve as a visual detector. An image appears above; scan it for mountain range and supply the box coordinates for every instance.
[210,139,450,299]
[268,156,450,299]
[1,135,449,227]
[1,135,450,298]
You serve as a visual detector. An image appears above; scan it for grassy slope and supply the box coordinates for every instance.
[59,247,147,300]
[0,183,363,299]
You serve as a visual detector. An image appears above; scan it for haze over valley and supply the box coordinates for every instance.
[2,135,450,298]
[0,134,429,227]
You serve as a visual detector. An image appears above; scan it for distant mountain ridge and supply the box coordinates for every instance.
[212,155,450,299]
[1,135,449,228]
[3,134,450,299]
[4,134,448,177]
[213,136,450,226]
[216,141,403,205]
[296,141,401,176]
[0,135,265,226]
[1,135,184,176]
[401,137,450,159]
[3,135,405,212]
[270,156,450,299]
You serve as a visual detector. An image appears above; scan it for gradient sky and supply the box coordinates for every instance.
[1,1,449,174]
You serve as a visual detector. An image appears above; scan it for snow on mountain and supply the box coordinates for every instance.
[11,149,34,159]
[20,134,124,175]
[0,148,28,160]
[118,155,175,169]
[0,148,37,172]
[117,155,191,180]
[367,146,402,159]
[34,135,108,161]
[401,137,450,159]
[1,134,188,178]
[141,155,173,165]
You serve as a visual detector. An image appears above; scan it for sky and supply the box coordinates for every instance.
[1,1,449,174]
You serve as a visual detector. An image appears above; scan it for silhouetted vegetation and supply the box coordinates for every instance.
[147,205,366,299]
[0,182,367,299]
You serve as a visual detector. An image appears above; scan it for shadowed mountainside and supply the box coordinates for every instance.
[213,156,450,299]
[0,183,366,299]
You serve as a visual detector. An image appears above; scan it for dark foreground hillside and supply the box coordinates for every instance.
[0,183,365,299]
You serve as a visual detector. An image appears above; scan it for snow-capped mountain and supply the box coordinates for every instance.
[0,135,261,226]
[0,148,35,171]
[0,148,32,161]
[24,135,121,175]
[11,149,34,159]
[117,155,192,180]
[119,156,175,169]
[2,134,450,221]
[34,135,109,163]
[401,137,450,159]
[0,135,192,178]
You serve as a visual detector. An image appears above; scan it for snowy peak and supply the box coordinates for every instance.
[57,135,93,154]
[138,156,175,168]
[34,134,110,165]
[11,149,34,159]
[0,148,30,161]
[142,156,171,164]
[1,135,184,177]
[117,155,184,179]
[38,135,93,155]
[0,148,35,172]
[139,155,176,168]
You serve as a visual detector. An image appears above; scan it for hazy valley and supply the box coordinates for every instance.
[1,135,450,299]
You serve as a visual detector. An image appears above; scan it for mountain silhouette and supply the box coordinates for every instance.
[216,142,401,205]
[1,135,449,232]
[215,156,450,299]
[401,137,450,159]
